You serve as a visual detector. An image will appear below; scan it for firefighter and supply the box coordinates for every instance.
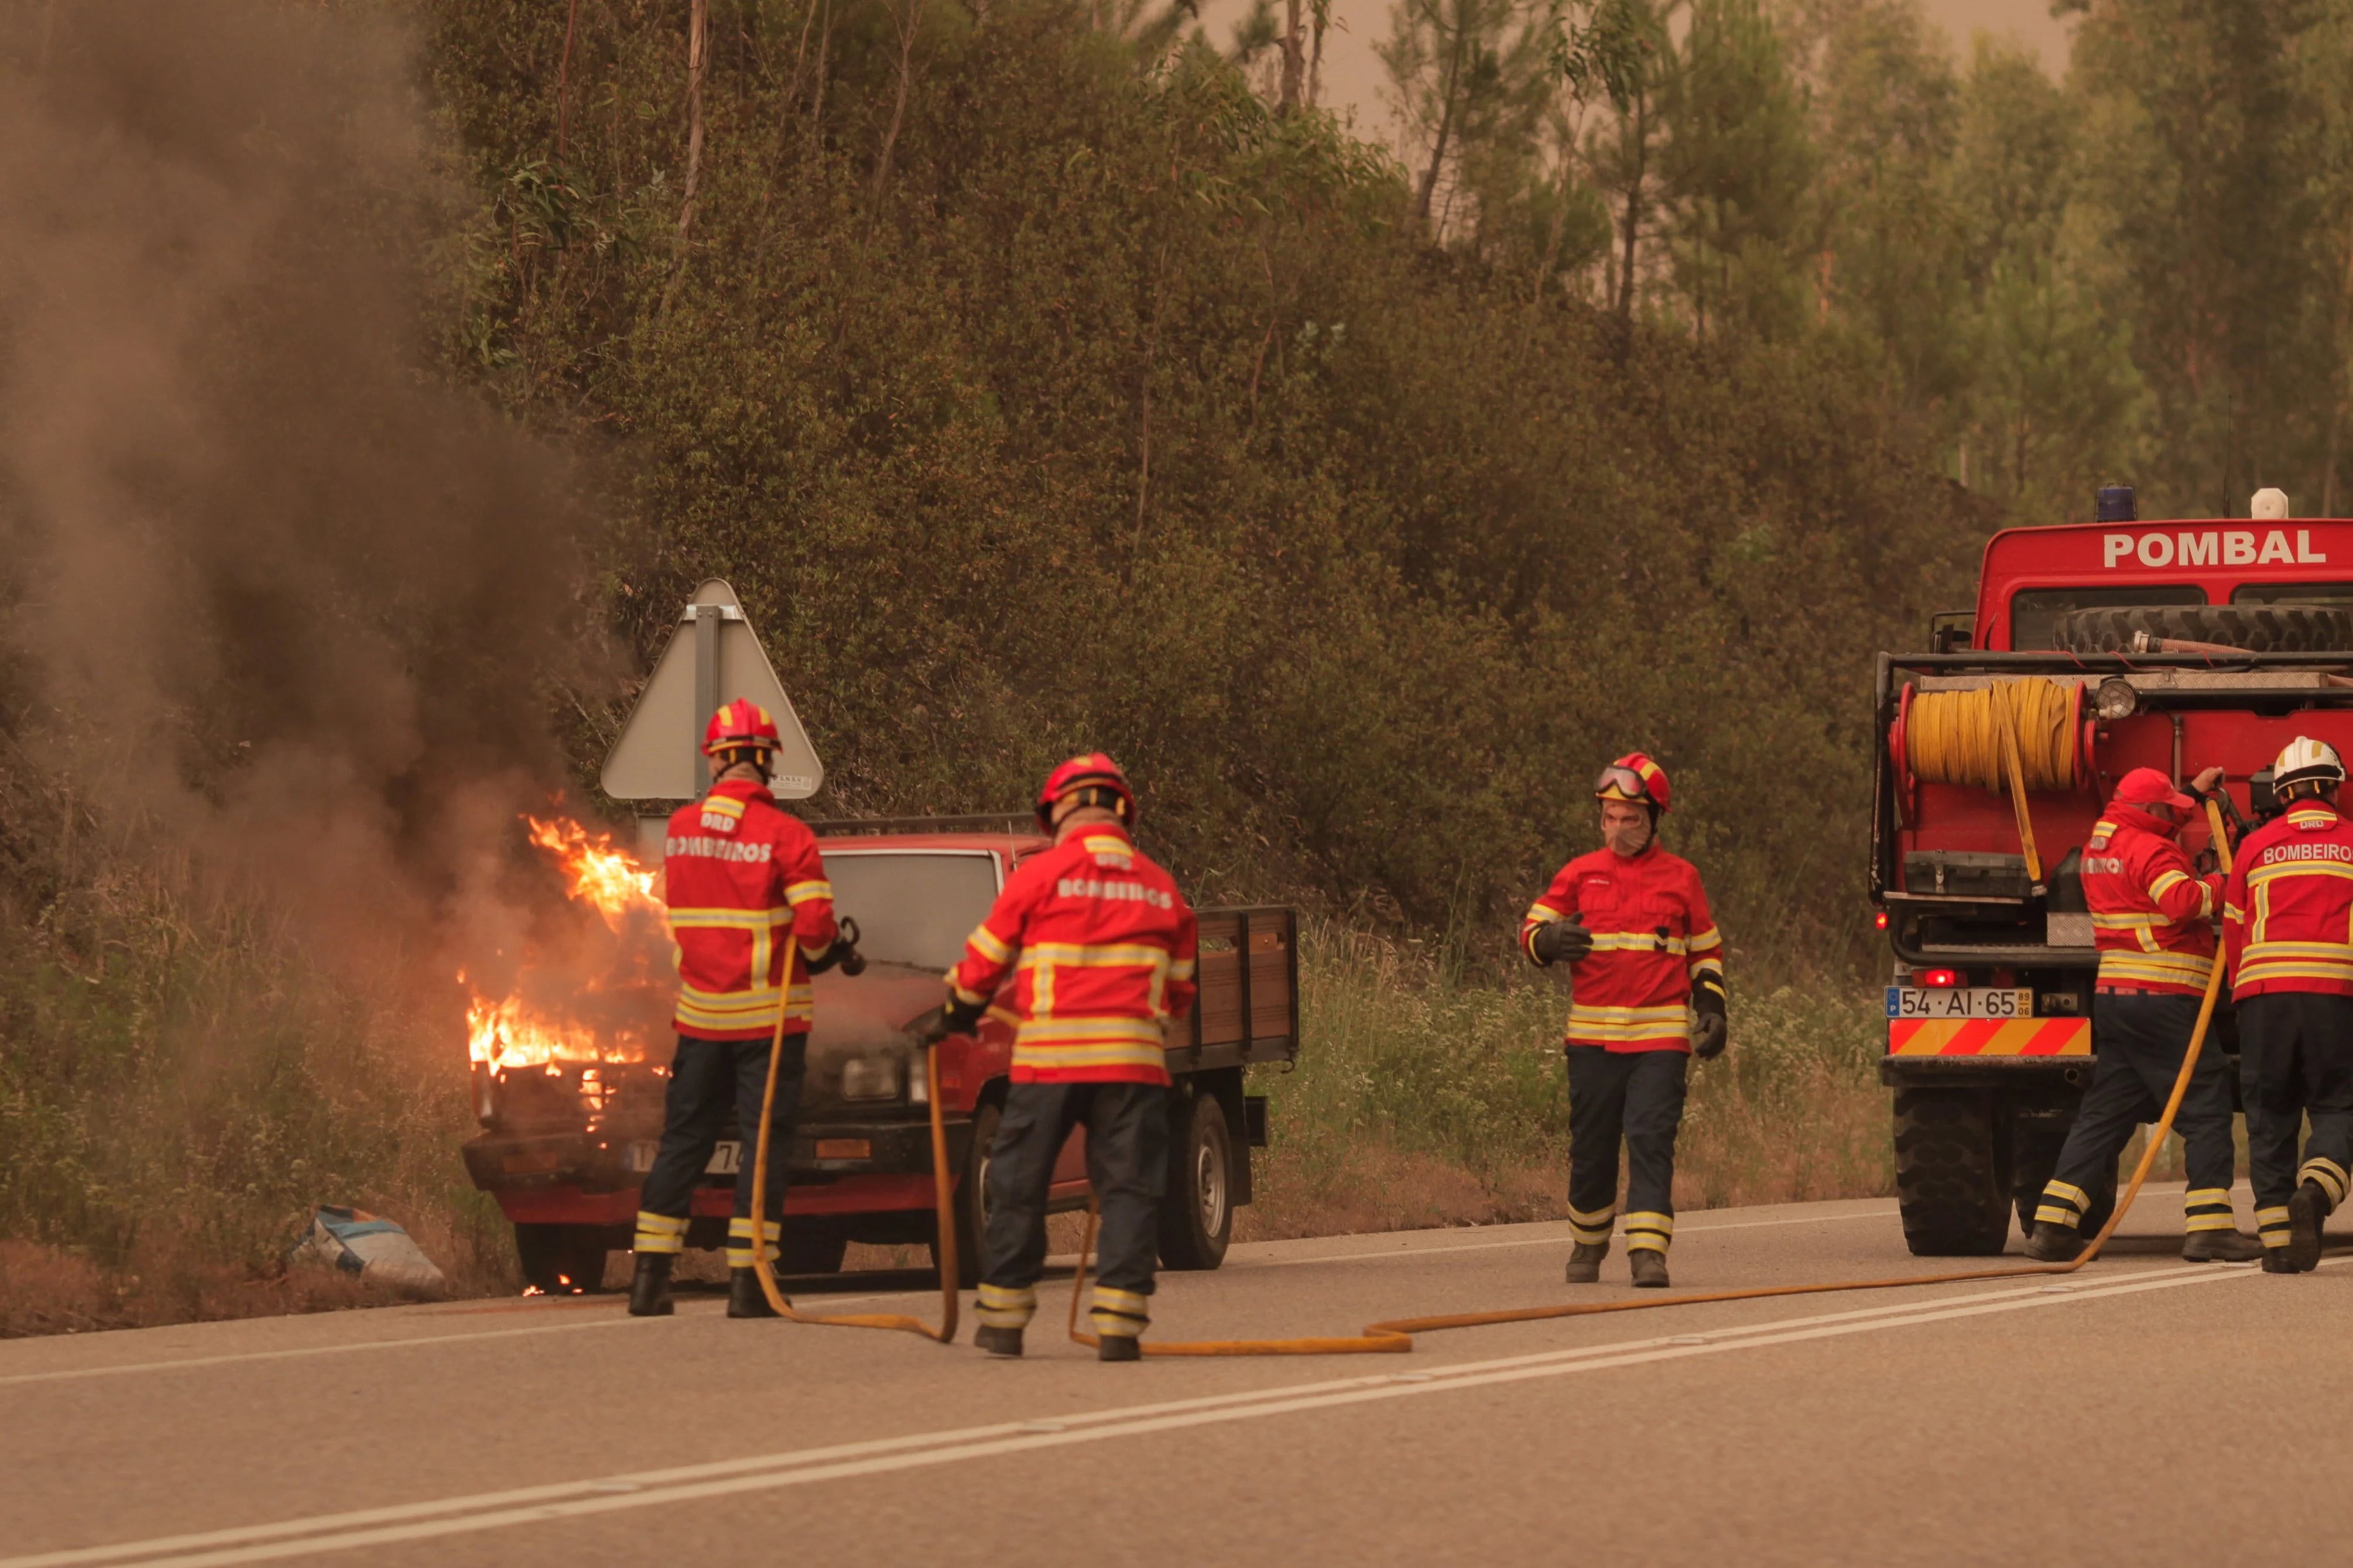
[2022,766,2263,1263]
[946,754,1198,1361]
[1521,753,1725,1289]
[626,699,850,1319]
[2224,736,2353,1274]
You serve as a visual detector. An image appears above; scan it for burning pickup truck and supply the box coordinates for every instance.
[462,812,1296,1292]
[1871,490,2353,1254]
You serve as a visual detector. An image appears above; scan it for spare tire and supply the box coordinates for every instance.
[2050,604,2353,654]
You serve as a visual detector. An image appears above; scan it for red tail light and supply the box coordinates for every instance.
[1917,968,1961,988]
[1874,911,1889,930]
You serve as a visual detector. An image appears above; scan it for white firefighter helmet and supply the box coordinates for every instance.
[2273,736,2346,798]
[2253,488,2290,521]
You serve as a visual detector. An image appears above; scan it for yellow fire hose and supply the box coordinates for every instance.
[1054,798,2242,1357]
[748,935,960,1341]
[1904,677,2080,883]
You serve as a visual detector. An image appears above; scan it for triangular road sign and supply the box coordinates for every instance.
[600,579,824,801]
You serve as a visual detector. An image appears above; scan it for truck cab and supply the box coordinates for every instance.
[1872,502,2353,1253]
[464,815,1298,1292]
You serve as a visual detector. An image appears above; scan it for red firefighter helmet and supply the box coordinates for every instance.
[1594,752,1671,814]
[703,699,782,757]
[1036,753,1137,828]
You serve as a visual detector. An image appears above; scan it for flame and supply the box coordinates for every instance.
[525,815,660,927]
[463,816,667,1072]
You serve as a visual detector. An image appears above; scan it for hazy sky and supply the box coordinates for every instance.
[1197,0,2077,144]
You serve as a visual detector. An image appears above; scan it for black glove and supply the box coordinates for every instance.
[1691,980,1728,1061]
[941,993,988,1037]
[1530,915,1592,967]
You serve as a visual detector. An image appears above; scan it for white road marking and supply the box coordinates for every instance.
[0,1209,1899,1389]
[4,1256,2292,1568]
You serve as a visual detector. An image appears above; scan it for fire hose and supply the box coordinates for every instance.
[1900,676,2081,883]
[1050,797,2244,1356]
[737,807,2241,1358]
[746,934,960,1341]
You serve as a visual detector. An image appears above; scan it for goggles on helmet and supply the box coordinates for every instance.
[1595,766,1652,804]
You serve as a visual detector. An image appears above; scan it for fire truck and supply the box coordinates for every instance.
[1872,492,2353,1254]
[462,814,1297,1292]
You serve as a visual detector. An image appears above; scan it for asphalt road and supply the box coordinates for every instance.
[5,1185,2345,1567]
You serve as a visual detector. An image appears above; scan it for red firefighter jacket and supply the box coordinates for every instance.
[662,778,837,1041]
[2080,804,2222,996]
[947,824,1198,1084]
[2224,798,2353,999]
[1520,841,1722,1052]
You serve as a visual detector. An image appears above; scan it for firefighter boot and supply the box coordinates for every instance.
[1629,1249,1669,1288]
[1564,1243,1608,1284]
[2263,1248,2311,1274]
[974,1325,1024,1357]
[2285,1180,2332,1272]
[626,1252,674,1317]
[1098,1334,1143,1362]
[727,1268,780,1319]
[2023,1220,2089,1263]
[2181,1228,2265,1263]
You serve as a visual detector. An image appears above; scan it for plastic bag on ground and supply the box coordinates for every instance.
[290,1206,447,1293]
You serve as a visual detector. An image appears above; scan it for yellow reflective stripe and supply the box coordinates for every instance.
[965,924,1014,964]
[2033,1206,2080,1228]
[1690,956,1725,977]
[2091,911,2163,928]
[727,1217,781,1240]
[2149,869,2190,897]
[2097,951,2212,984]
[1168,958,1197,981]
[635,1211,689,1233]
[1525,905,1566,925]
[1014,1017,1166,1044]
[1092,1286,1149,1313]
[784,879,833,905]
[1019,942,1172,967]
[2246,860,2353,886]
[1567,1003,1690,1024]
[1686,927,1722,953]
[668,907,792,927]
[1588,931,1687,954]
[1078,835,1134,855]
[948,978,989,1006]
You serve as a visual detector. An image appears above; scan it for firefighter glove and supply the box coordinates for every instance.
[1532,916,1593,967]
[1691,981,1728,1060]
[941,993,988,1037]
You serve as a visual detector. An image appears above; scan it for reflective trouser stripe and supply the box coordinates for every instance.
[726,1216,780,1269]
[977,1283,1037,1328]
[1568,1203,1616,1246]
[2183,1187,2236,1232]
[2300,1157,2349,1210]
[2036,1179,2090,1230]
[634,1210,689,1255]
[1623,1211,1673,1254]
[1091,1285,1150,1339]
[2258,1206,2293,1247]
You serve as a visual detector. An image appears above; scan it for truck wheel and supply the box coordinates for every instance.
[777,1227,848,1276]
[931,1099,996,1291]
[514,1222,611,1293]
[1157,1087,1234,1271]
[2051,603,2353,654]
[1893,1089,2013,1256]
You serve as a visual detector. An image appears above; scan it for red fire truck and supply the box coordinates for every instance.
[1872,494,2353,1253]
[463,815,1298,1292]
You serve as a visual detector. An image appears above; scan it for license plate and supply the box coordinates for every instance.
[1885,987,2032,1020]
[622,1140,741,1175]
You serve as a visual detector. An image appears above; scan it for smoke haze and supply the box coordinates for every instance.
[0,0,609,990]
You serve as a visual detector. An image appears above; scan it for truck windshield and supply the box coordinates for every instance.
[2234,582,2353,606]
[2008,585,2205,650]
[818,850,999,971]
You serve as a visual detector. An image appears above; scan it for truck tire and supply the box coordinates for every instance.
[1157,1086,1235,1271]
[778,1227,848,1275]
[1893,1089,2013,1256]
[514,1222,611,1293]
[931,1099,997,1291]
[2050,604,2353,654]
